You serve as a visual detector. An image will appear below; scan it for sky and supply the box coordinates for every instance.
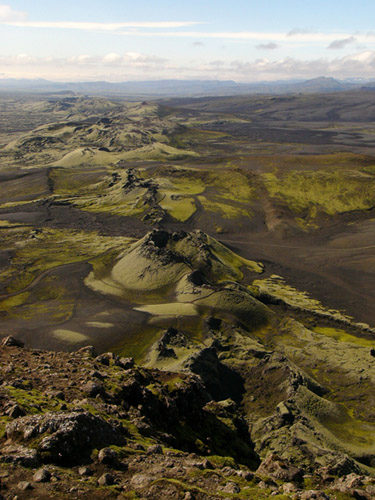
[1,0,375,82]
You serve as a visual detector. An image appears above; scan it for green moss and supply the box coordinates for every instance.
[313,326,375,347]
[263,169,375,216]
[0,292,30,312]
[198,196,250,219]
[159,194,197,221]
[6,386,65,414]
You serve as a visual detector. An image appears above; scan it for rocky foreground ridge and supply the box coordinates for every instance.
[0,336,374,500]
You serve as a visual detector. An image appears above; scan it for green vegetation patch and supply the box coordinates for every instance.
[198,196,250,219]
[313,326,375,347]
[159,193,197,221]
[0,227,133,295]
[263,169,375,216]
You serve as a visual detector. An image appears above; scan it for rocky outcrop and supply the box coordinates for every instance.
[6,410,126,464]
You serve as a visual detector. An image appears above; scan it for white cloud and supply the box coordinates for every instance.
[5,20,203,30]
[2,50,375,82]
[256,43,278,50]
[0,4,26,21]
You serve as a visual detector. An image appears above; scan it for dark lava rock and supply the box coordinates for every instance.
[257,454,304,483]
[118,357,134,369]
[147,444,163,455]
[6,410,125,464]
[78,466,93,476]
[17,481,33,491]
[148,230,170,248]
[33,468,51,483]
[97,473,115,486]
[5,404,26,419]
[98,447,118,465]
[81,381,105,398]
[0,444,39,468]
[76,345,97,357]
[2,336,24,347]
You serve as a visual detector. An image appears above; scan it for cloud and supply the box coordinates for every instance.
[287,28,312,37]
[327,36,356,49]
[0,4,26,21]
[4,20,203,31]
[2,50,375,82]
[256,42,278,50]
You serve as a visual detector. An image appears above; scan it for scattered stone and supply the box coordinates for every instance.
[6,410,125,463]
[131,473,154,488]
[118,357,134,369]
[300,491,331,500]
[2,336,24,347]
[147,444,163,455]
[96,352,118,366]
[282,482,298,493]
[98,447,118,465]
[221,481,240,494]
[76,345,97,357]
[81,381,105,398]
[184,493,195,500]
[97,473,115,486]
[78,466,93,476]
[33,468,51,483]
[202,458,214,469]
[5,404,26,419]
[17,481,32,491]
[257,454,304,482]
[237,470,254,481]
[0,444,39,468]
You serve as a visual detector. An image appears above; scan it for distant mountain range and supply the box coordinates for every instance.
[0,76,375,97]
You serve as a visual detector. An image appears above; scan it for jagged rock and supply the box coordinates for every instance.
[78,466,93,476]
[202,458,214,469]
[46,390,65,400]
[97,473,115,486]
[17,481,33,491]
[118,357,134,369]
[300,491,331,499]
[81,381,105,398]
[282,482,298,493]
[6,410,125,464]
[221,481,241,493]
[2,336,24,347]
[317,455,361,476]
[5,404,26,419]
[0,444,39,468]
[257,454,304,483]
[159,327,187,348]
[95,352,118,366]
[237,470,254,481]
[33,468,51,482]
[98,447,118,465]
[76,345,97,357]
[131,473,154,488]
[147,444,163,455]
[276,402,293,422]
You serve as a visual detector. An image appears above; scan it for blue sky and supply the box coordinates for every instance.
[1,1,375,81]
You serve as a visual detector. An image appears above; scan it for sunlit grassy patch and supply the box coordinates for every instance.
[313,326,375,347]
[263,169,375,216]
[0,227,133,294]
[159,193,197,221]
[52,329,89,343]
[198,196,250,219]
